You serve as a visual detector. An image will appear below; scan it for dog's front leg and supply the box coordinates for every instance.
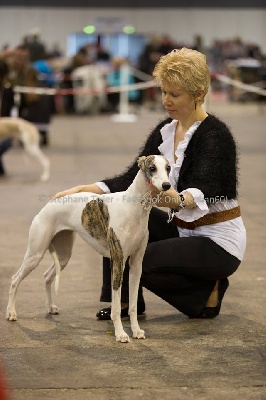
[108,228,130,343]
[128,244,147,340]
[111,287,130,343]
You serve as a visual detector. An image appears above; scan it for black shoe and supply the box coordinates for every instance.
[193,279,229,319]
[96,303,146,320]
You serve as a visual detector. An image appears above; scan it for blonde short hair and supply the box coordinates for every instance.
[153,47,210,98]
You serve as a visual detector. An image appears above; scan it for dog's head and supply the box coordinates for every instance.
[138,155,171,191]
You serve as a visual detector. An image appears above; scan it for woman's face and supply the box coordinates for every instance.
[161,81,195,121]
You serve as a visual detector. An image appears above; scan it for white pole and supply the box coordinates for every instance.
[111,37,137,123]
[119,64,130,115]
[111,64,137,123]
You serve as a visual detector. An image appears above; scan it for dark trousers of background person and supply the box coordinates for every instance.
[107,92,120,112]
[19,93,52,146]
[0,86,14,175]
[99,207,240,317]
[61,67,75,114]
[107,92,142,114]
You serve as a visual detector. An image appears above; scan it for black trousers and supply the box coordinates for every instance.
[0,86,14,174]
[100,207,241,317]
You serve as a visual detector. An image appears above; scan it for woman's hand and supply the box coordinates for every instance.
[149,185,196,210]
[52,184,105,200]
[156,187,181,209]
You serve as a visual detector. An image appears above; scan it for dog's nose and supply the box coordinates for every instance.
[162,182,171,191]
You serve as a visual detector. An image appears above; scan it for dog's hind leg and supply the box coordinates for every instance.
[6,216,54,321]
[26,143,50,182]
[20,125,50,182]
[44,230,75,315]
[6,245,50,321]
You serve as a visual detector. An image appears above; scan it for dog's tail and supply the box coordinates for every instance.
[49,244,61,294]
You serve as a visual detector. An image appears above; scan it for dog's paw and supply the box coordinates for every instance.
[132,329,145,339]
[6,310,17,321]
[49,305,59,315]
[116,331,131,343]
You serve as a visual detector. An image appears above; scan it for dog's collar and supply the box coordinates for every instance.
[140,191,164,210]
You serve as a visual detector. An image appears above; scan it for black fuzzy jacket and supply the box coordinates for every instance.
[103,114,239,203]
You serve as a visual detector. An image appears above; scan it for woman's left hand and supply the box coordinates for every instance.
[149,185,180,209]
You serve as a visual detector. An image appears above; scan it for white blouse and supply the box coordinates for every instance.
[158,119,246,261]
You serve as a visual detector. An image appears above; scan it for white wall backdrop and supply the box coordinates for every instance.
[0,7,265,54]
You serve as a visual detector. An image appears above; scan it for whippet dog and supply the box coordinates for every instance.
[0,117,50,181]
[6,155,171,342]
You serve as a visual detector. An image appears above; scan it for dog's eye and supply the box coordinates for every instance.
[166,165,171,173]
[149,166,156,172]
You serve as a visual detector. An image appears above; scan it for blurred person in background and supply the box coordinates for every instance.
[33,53,56,88]
[0,58,13,176]
[192,34,205,54]
[49,42,63,59]
[0,44,52,146]
[96,44,111,63]
[138,35,162,109]
[61,47,89,114]
[32,53,57,116]
[157,34,175,55]
[27,28,46,63]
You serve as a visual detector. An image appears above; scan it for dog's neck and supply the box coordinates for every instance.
[125,170,163,211]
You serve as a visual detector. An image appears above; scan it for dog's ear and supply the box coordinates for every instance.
[137,156,147,169]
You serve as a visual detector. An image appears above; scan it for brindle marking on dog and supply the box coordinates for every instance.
[138,155,170,184]
[81,198,109,240]
[138,155,156,181]
[81,198,124,290]
[108,227,124,290]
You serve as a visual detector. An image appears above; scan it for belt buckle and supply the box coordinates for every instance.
[181,220,197,230]
[190,221,197,230]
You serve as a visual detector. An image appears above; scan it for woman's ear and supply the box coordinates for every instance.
[195,89,205,102]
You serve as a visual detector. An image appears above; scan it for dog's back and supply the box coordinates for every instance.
[0,117,39,144]
[0,117,50,181]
